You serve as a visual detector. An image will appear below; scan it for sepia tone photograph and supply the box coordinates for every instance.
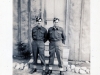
[13,0,90,75]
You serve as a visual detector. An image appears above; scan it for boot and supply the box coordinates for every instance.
[29,68,37,74]
[60,71,64,75]
[46,70,52,75]
[42,70,47,75]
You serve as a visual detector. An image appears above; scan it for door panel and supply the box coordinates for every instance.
[55,0,65,20]
[46,0,54,19]
[44,0,66,31]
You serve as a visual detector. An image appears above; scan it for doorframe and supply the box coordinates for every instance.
[65,0,70,47]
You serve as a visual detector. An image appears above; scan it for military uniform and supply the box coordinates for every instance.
[32,26,47,66]
[47,18,66,75]
[30,18,47,75]
[48,26,66,67]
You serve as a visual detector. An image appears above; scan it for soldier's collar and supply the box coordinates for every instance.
[36,25,42,29]
[53,26,59,30]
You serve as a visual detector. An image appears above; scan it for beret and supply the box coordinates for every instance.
[36,17,42,22]
[53,18,59,22]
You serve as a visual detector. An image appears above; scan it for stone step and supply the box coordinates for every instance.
[44,48,69,59]
[28,58,68,66]
[28,48,69,71]
[29,63,67,71]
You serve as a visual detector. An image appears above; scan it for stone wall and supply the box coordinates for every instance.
[13,0,41,55]
[68,0,90,61]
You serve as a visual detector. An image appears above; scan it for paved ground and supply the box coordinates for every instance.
[13,69,90,75]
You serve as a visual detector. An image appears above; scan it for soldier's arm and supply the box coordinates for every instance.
[62,29,66,44]
[44,29,48,43]
[32,28,34,40]
[47,28,50,41]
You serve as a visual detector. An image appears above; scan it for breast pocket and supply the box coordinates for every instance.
[33,30,37,35]
[40,31,44,37]
[50,31,54,38]
[57,31,62,38]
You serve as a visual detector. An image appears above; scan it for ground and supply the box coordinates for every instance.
[13,69,90,75]
[13,58,90,75]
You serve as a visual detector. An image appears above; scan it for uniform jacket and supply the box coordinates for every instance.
[32,26,47,43]
[47,26,66,44]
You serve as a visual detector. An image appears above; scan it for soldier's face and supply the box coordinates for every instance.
[37,21,42,26]
[54,21,59,26]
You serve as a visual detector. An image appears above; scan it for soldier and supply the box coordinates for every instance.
[29,17,47,75]
[47,18,66,75]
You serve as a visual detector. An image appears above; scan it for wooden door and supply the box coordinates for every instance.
[43,0,66,30]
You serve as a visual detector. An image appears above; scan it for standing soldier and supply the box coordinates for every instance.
[29,17,47,75]
[47,18,66,75]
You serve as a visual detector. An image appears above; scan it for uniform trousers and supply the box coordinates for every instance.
[32,40,46,67]
[49,41,63,68]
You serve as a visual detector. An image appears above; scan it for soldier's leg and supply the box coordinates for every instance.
[38,45,45,66]
[49,45,55,68]
[32,41,38,66]
[29,41,38,74]
[56,46,64,75]
[55,46,63,68]
[47,45,55,74]
[38,43,47,75]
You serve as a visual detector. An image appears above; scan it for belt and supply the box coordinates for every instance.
[33,39,44,41]
[50,40,62,42]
